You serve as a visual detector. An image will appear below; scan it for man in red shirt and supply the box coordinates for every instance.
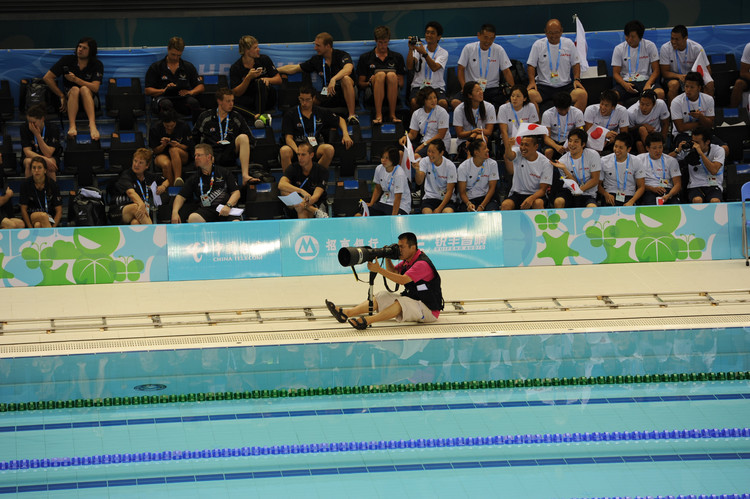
[326,232,444,329]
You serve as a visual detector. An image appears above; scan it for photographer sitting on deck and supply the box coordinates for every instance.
[325,232,443,330]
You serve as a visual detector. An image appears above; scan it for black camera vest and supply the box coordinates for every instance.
[399,252,444,311]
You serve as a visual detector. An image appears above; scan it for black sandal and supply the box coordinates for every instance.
[348,316,369,330]
[325,299,348,323]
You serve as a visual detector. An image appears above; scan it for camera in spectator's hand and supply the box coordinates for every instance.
[338,244,400,266]
[681,140,694,151]
[408,36,421,46]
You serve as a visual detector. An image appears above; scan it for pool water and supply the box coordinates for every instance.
[1,328,749,497]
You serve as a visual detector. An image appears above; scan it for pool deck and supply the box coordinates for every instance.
[1,260,749,356]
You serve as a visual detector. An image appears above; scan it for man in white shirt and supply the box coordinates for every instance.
[670,71,715,146]
[452,24,515,109]
[672,126,725,203]
[730,42,750,108]
[501,134,553,210]
[527,19,588,112]
[611,20,664,101]
[659,25,714,104]
[406,21,449,111]
[639,132,682,205]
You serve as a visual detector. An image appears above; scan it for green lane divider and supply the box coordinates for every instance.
[1,370,748,413]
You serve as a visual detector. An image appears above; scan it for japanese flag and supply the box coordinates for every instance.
[563,178,582,195]
[691,50,713,85]
[587,125,608,152]
[359,199,370,217]
[400,134,415,173]
[575,16,590,73]
[515,123,549,145]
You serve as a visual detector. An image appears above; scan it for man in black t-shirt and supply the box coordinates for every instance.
[278,142,329,218]
[111,148,169,225]
[229,35,282,122]
[43,37,104,140]
[356,26,406,125]
[277,32,358,124]
[171,144,241,223]
[279,86,353,170]
[149,110,193,187]
[20,104,63,180]
[193,87,258,186]
[0,153,24,229]
[145,37,205,121]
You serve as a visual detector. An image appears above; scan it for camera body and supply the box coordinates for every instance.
[338,244,400,266]
[681,140,694,151]
[408,36,421,46]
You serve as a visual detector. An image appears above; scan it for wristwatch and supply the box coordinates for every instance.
[226,202,234,208]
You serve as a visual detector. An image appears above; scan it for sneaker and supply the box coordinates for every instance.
[254,113,271,129]
[174,177,184,187]
[315,208,329,218]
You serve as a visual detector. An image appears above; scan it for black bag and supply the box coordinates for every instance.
[69,187,107,226]
[23,78,50,113]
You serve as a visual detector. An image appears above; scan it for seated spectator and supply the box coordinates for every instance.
[400,87,451,159]
[356,25,406,124]
[452,23,515,109]
[671,126,725,203]
[111,148,168,225]
[21,104,62,180]
[584,89,630,154]
[598,132,645,206]
[406,21,449,111]
[277,32,358,124]
[457,139,500,212]
[42,37,103,140]
[145,37,204,122]
[415,140,457,214]
[659,25,714,104]
[19,157,62,228]
[230,35,282,123]
[541,91,585,160]
[730,42,750,108]
[551,128,601,208]
[497,85,539,150]
[453,81,497,161]
[359,147,411,216]
[611,20,664,101]
[501,134,552,210]
[527,19,587,112]
[0,153,24,229]
[192,87,258,186]
[628,89,669,154]
[638,132,682,205]
[171,144,241,223]
[277,142,329,218]
[280,86,353,171]
[670,71,714,147]
[149,110,192,187]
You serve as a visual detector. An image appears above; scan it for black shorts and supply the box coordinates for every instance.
[688,186,722,202]
[421,197,456,212]
[316,86,348,109]
[555,190,597,207]
[601,192,635,207]
[613,80,661,99]
[368,201,408,216]
[505,192,547,209]
[191,206,242,222]
[640,190,680,205]
[458,195,499,212]
[536,82,575,102]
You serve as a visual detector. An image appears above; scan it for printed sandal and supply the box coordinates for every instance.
[325,299,348,323]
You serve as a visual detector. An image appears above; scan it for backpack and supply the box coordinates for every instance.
[23,78,51,113]
[69,187,107,226]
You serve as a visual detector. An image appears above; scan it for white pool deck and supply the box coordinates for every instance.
[1,260,749,357]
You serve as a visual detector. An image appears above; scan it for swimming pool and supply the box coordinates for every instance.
[1,327,749,497]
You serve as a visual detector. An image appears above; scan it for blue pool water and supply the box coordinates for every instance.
[1,327,749,497]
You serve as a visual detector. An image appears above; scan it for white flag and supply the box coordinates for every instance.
[587,125,608,152]
[691,50,713,85]
[515,123,550,145]
[400,134,415,172]
[359,199,370,217]
[575,16,590,73]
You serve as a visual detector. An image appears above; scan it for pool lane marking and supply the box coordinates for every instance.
[2,392,748,434]
[1,451,749,495]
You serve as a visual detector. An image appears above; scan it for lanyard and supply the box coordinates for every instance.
[546,39,561,75]
[429,159,447,190]
[686,94,702,122]
[477,44,491,80]
[421,108,435,136]
[322,59,327,86]
[572,154,586,184]
[199,170,215,196]
[649,155,666,180]
[34,126,46,149]
[627,43,641,77]
[136,178,150,204]
[614,155,630,192]
[474,107,481,128]
[602,109,613,130]
[674,47,686,74]
[511,105,523,130]
[385,165,399,193]
[297,106,317,137]
[425,45,438,79]
[216,109,229,141]
[700,153,722,176]
[468,160,486,190]
[556,112,568,142]
[35,185,48,213]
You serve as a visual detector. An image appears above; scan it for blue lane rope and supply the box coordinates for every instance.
[1,427,748,471]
